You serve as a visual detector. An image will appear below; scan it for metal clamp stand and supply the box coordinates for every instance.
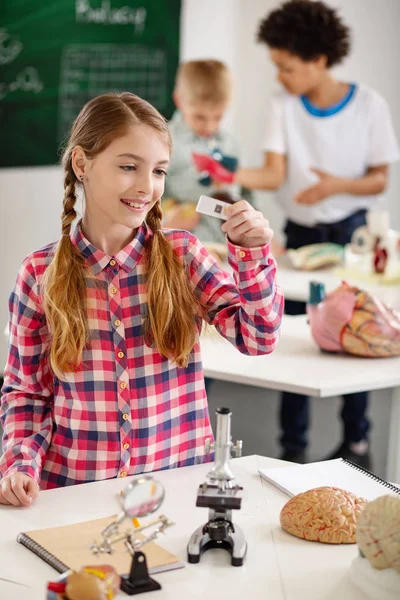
[90,472,174,597]
[187,407,247,566]
[120,551,161,595]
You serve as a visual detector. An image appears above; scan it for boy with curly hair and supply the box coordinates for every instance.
[236,0,399,467]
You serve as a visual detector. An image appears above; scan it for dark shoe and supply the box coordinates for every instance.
[323,441,372,470]
[279,449,307,464]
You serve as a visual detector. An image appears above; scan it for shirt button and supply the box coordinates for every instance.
[120,381,127,389]
[111,287,118,295]
[239,251,246,258]
[119,471,127,477]
[117,351,125,359]
[123,443,130,450]
[114,320,121,327]
[110,259,116,266]
[122,413,129,420]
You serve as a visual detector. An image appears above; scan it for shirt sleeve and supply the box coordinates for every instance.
[366,93,400,166]
[0,258,54,484]
[263,93,286,155]
[184,234,284,355]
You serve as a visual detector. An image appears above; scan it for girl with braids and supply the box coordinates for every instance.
[0,92,283,507]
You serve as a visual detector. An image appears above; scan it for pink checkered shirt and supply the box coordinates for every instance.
[0,223,283,489]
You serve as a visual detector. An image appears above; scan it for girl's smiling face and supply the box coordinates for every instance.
[74,124,170,239]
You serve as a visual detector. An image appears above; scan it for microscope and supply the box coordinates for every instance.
[187,407,247,566]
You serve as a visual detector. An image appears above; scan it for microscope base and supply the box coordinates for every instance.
[187,520,247,567]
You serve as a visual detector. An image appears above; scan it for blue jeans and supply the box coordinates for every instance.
[281,210,370,452]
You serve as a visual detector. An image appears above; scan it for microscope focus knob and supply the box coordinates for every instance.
[232,440,243,458]
[204,438,214,455]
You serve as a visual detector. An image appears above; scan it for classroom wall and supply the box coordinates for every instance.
[1,0,399,370]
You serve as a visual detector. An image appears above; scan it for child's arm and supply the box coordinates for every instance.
[235,92,287,191]
[295,165,389,205]
[0,258,54,504]
[235,151,286,190]
[183,203,284,355]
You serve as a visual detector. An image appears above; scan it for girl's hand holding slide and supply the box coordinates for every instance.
[221,200,274,248]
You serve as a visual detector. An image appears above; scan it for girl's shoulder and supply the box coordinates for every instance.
[162,228,203,258]
[19,239,59,282]
[162,227,198,245]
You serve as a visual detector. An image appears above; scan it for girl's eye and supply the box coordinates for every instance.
[154,169,167,177]
[120,165,136,172]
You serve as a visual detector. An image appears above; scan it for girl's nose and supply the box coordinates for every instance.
[135,171,153,195]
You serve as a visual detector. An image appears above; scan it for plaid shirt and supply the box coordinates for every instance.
[0,223,283,489]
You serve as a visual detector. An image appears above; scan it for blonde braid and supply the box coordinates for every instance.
[144,201,202,367]
[62,165,78,235]
[42,159,89,379]
[146,199,163,233]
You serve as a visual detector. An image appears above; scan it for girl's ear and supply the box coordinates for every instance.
[71,146,88,179]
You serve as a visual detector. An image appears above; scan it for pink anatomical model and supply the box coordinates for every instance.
[307,281,400,357]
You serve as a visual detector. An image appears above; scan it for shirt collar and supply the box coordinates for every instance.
[70,220,151,275]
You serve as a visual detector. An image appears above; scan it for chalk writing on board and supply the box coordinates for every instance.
[0,28,23,66]
[76,0,147,33]
[0,66,44,102]
[58,44,167,142]
[0,29,43,102]
[1,0,180,167]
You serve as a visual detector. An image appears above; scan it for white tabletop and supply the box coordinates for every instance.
[0,455,366,600]
[276,258,400,309]
[201,315,400,397]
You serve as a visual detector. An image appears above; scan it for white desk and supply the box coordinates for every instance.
[276,258,400,309]
[0,455,367,600]
[201,315,400,483]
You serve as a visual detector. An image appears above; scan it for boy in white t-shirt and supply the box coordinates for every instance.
[235,0,400,467]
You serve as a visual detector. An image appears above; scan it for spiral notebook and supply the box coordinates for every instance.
[17,514,185,576]
[258,458,400,500]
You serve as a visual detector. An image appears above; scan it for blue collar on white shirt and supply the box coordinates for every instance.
[300,83,357,118]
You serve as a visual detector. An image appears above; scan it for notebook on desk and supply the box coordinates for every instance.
[17,514,184,576]
[258,458,400,500]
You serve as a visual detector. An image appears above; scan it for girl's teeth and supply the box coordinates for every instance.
[128,202,142,208]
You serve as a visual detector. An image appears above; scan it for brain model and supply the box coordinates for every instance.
[307,281,400,357]
[280,486,368,544]
[356,495,400,573]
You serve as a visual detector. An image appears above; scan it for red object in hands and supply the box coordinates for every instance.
[192,152,235,184]
[374,247,388,274]
[47,581,67,593]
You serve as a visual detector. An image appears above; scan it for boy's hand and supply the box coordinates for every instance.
[295,168,340,205]
[0,473,39,507]
[192,153,236,184]
[221,200,273,248]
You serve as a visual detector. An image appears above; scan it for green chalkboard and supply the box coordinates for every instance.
[0,0,181,167]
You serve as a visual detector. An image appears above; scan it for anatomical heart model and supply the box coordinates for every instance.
[307,281,400,357]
